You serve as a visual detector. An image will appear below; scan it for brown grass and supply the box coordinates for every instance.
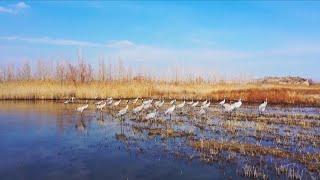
[192,140,320,172]
[0,80,320,105]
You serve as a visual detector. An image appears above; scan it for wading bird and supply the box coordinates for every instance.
[219,99,225,106]
[199,108,206,115]
[165,105,176,119]
[76,104,89,115]
[95,100,104,105]
[133,104,144,114]
[143,99,153,105]
[106,99,113,105]
[170,99,176,105]
[201,101,210,109]
[154,99,161,106]
[146,109,157,120]
[176,100,185,109]
[155,100,164,108]
[191,101,199,107]
[113,99,121,106]
[96,101,106,111]
[187,99,194,105]
[202,100,208,106]
[259,98,268,113]
[143,102,152,110]
[117,105,128,117]
[223,103,236,112]
[232,98,242,109]
[132,98,139,104]
[64,98,70,104]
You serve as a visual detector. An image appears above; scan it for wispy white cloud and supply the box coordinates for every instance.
[1,35,320,63]
[108,45,249,62]
[0,2,30,14]
[15,2,30,9]
[106,40,135,48]
[0,36,135,49]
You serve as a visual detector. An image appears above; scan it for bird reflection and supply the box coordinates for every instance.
[97,113,106,127]
[75,117,87,133]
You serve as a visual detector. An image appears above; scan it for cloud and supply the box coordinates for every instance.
[107,45,249,63]
[0,36,136,49]
[106,40,135,48]
[0,2,30,14]
[2,35,320,64]
[15,2,30,9]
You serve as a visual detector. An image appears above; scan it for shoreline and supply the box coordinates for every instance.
[1,99,319,107]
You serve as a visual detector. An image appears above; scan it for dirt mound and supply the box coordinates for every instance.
[256,76,312,86]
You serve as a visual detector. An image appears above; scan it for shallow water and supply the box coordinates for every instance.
[0,101,319,179]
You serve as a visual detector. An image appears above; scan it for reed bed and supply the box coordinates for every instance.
[0,80,320,105]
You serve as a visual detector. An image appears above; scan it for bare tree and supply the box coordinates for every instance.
[6,64,15,81]
[18,62,32,81]
[98,57,106,81]
[36,60,51,80]
[67,63,77,85]
[56,61,66,84]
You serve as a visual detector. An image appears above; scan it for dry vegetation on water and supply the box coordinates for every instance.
[0,59,319,105]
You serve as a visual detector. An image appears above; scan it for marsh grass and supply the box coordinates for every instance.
[0,80,319,105]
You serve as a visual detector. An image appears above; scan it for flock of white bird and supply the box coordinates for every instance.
[65,96,268,119]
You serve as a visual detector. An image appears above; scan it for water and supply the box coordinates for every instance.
[0,101,319,179]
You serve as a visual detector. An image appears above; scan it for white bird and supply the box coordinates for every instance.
[106,99,113,105]
[133,104,144,114]
[143,102,152,110]
[64,99,70,104]
[170,99,176,105]
[191,101,199,107]
[132,98,139,104]
[202,100,208,106]
[232,98,242,109]
[107,97,113,101]
[96,101,106,111]
[176,100,185,109]
[219,99,225,106]
[145,109,157,120]
[113,99,121,106]
[155,100,164,108]
[154,100,161,106]
[259,98,268,112]
[165,105,176,115]
[223,103,236,112]
[199,108,206,115]
[187,99,194,105]
[201,101,210,109]
[143,99,153,105]
[71,97,75,103]
[95,100,104,105]
[117,105,128,117]
[76,104,89,114]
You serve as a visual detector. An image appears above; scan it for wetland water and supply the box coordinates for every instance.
[0,101,319,179]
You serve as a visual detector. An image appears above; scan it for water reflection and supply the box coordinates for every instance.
[0,101,319,179]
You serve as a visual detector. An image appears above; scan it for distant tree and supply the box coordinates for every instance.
[98,57,106,82]
[6,64,15,81]
[18,62,31,81]
[67,63,77,85]
[56,61,66,84]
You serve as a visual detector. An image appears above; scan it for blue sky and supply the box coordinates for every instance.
[0,1,320,80]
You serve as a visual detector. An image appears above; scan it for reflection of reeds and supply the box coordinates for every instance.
[1,80,320,105]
